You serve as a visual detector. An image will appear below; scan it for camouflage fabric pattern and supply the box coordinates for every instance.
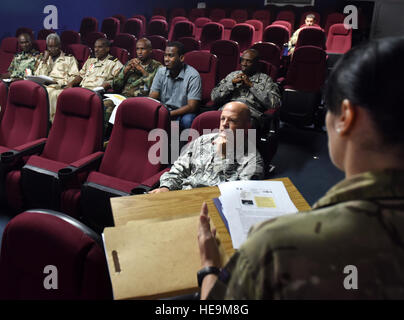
[8,49,40,79]
[211,71,281,120]
[208,169,404,299]
[112,59,161,97]
[159,133,264,190]
[78,54,123,89]
[35,51,79,88]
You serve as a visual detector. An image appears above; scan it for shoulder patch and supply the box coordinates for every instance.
[109,56,118,61]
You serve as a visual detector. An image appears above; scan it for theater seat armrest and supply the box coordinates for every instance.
[58,152,104,182]
[141,168,170,188]
[0,138,47,163]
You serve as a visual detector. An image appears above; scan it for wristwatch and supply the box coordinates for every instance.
[197,266,221,287]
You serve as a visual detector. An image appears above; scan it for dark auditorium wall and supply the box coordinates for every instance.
[0,0,197,41]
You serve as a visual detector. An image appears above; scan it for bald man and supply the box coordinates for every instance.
[105,38,162,125]
[150,101,264,193]
[211,49,281,135]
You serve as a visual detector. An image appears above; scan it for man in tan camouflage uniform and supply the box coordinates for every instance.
[104,38,161,124]
[1,33,39,80]
[198,37,404,299]
[35,33,79,121]
[150,101,264,193]
[211,49,281,134]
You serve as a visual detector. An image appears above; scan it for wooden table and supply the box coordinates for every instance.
[110,177,311,259]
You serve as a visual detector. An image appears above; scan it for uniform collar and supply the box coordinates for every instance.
[166,64,186,80]
[313,169,404,209]
[95,54,113,63]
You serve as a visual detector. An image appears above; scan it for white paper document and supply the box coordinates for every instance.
[104,94,127,124]
[218,180,298,249]
[26,75,56,85]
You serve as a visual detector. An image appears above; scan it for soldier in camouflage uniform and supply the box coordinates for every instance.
[198,37,404,299]
[1,33,39,80]
[211,49,281,134]
[35,33,79,121]
[104,38,161,124]
[150,101,264,193]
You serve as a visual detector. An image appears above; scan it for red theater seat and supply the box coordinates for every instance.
[0,37,18,74]
[230,9,249,23]
[113,33,137,58]
[20,88,104,213]
[252,9,272,28]
[263,25,290,50]
[0,209,112,300]
[79,17,98,43]
[209,8,226,22]
[219,18,236,40]
[110,46,129,64]
[61,30,81,52]
[200,22,224,51]
[146,35,167,51]
[230,23,255,53]
[65,44,91,69]
[210,40,240,83]
[169,21,195,42]
[194,17,212,40]
[147,19,168,38]
[123,18,143,39]
[101,17,120,40]
[189,8,206,22]
[326,23,352,54]
[78,97,170,233]
[178,37,201,53]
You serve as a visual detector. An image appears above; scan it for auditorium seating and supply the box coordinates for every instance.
[210,40,240,83]
[295,26,326,50]
[83,31,107,51]
[132,15,147,36]
[263,24,290,50]
[271,20,292,37]
[151,48,165,64]
[200,22,224,51]
[147,35,167,51]
[209,8,226,22]
[0,209,112,300]
[326,23,352,53]
[33,40,46,53]
[0,37,18,74]
[79,17,99,43]
[0,81,7,122]
[113,33,137,59]
[101,17,120,40]
[281,46,327,127]
[178,37,201,53]
[230,9,248,23]
[61,30,81,52]
[230,23,254,53]
[147,19,168,38]
[167,16,189,41]
[245,19,264,44]
[169,21,195,41]
[151,15,166,21]
[184,51,218,105]
[219,18,236,40]
[20,88,104,212]
[275,10,296,31]
[189,8,206,22]
[194,17,212,40]
[79,97,170,233]
[251,42,281,70]
[112,14,127,32]
[0,81,49,209]
[65,44,91,69]
[252,9,272,28]
[324,12,345,37]
[170,8,187,21]
[110,46,129,64]
[123,18,144,39]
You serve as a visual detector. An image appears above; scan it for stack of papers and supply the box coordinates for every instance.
[216,180,298,249]
[104,93,126,124]
[26,75,57,85]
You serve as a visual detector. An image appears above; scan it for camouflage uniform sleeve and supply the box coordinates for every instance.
[143,61,162,92]
[7,56,16,74]
[104,59,124,86]
[211,72,238,105]
[238,151,265,181]
[159,140,197,190]
[249,75,281,110]
[112,63,127,92]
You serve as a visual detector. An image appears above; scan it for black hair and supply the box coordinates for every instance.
[166,41,185,56]
[96,37,111,48]
[325,36,404,145]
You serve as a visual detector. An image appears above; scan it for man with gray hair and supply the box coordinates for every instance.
[35,33,79,121]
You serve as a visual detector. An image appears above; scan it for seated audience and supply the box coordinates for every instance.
[288,14,317,54]
[149,41,202,130]
[105,38,162,125]
[198,36,404,299]
[1,33,39,80]
[211,49,281,135]
[150,101,264,193]
[34,33,79,121]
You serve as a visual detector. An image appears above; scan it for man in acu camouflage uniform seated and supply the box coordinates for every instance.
[150,101,264,193]
[198,36,404,300]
